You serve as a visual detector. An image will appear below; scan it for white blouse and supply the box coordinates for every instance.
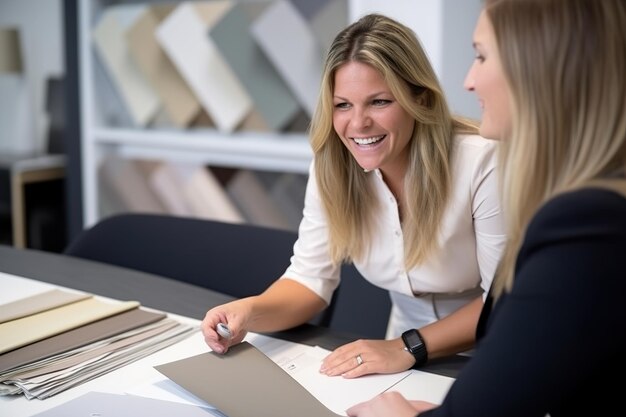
[283,134,506,336]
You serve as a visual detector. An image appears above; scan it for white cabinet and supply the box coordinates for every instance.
[77,0,314,227]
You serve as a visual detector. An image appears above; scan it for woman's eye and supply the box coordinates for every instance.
[474,53,485,63]
[334,102,350,109]
[372,99,391,106]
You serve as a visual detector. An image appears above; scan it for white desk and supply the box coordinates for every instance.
[0,244,459,417]
[1,271,454,417]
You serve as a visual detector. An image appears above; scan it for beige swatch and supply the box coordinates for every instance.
[126,4,201,128]
[0,289,91,324]
[0,299,139,354]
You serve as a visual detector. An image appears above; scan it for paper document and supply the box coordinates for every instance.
[155,334,416,416]
[30,391,225,417]
[250,333,413,415]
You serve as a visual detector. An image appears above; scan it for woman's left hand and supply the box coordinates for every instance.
[319,338,415,378]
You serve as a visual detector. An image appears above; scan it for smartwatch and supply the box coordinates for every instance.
[401,329,428,368]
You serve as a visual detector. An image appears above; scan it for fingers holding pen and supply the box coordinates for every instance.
[201,312,230,354]
[201,301,249,354]
[203,319,247,354]
[216,322,232,339]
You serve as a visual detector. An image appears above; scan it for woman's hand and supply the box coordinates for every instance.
[346,391,436,417]
[319,338,415,378]
[201,299,253,354]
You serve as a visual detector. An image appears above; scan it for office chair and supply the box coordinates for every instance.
[330,264,392,339]
[64,213,391,338]
[64,213,299,299]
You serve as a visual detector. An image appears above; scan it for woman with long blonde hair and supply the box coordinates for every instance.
[202,13,505,377]
[347,0,626,415]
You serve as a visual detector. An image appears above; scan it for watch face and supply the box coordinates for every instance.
[402,330,428,367]
[403,330,423,350]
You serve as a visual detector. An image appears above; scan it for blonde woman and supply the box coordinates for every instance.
[202,14,505,377]
[347,0,626,415]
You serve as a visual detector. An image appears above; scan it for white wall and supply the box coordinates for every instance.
[0,0,64,155]
[349,0,481,119]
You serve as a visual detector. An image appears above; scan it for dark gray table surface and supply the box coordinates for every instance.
[0,244,466,377]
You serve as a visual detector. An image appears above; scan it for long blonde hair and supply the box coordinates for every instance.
[487,0,626,298]
[309,13,477,267]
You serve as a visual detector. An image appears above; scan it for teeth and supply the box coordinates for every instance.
[353,135,384,145]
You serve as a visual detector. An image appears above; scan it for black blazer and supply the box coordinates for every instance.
[421,187,626,417]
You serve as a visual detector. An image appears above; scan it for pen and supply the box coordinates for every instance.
[216,322,232,339]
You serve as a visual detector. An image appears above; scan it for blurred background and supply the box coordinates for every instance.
[0,0,481,253]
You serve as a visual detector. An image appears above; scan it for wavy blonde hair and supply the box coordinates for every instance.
[486,0,626,298]
[309,13,478,268]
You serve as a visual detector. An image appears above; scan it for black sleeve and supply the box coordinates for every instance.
[419,188,626,417]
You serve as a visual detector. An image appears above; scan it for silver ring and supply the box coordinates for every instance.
[356,354,363,366]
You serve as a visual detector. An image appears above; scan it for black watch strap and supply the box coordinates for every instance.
[401,329,428,368]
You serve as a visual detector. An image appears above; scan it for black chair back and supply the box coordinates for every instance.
[64,213,296,298]
[329,264,392,339]
[65,213,392,338]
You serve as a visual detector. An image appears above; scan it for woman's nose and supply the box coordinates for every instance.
[464,64,476,91]
[351,108,371,129]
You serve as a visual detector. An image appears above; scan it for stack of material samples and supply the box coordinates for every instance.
[0,288,196,400]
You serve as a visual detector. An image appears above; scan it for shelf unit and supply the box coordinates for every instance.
[94,128,312,171]
[77,0,313,227]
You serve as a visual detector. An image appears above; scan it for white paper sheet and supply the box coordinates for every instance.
[131,332,426,416]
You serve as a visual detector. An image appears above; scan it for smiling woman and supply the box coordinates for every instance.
[201,13,506,381]
[463,12,512,141]
[332,61,415,177]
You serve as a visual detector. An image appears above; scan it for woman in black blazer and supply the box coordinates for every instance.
[347,0,626,416]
